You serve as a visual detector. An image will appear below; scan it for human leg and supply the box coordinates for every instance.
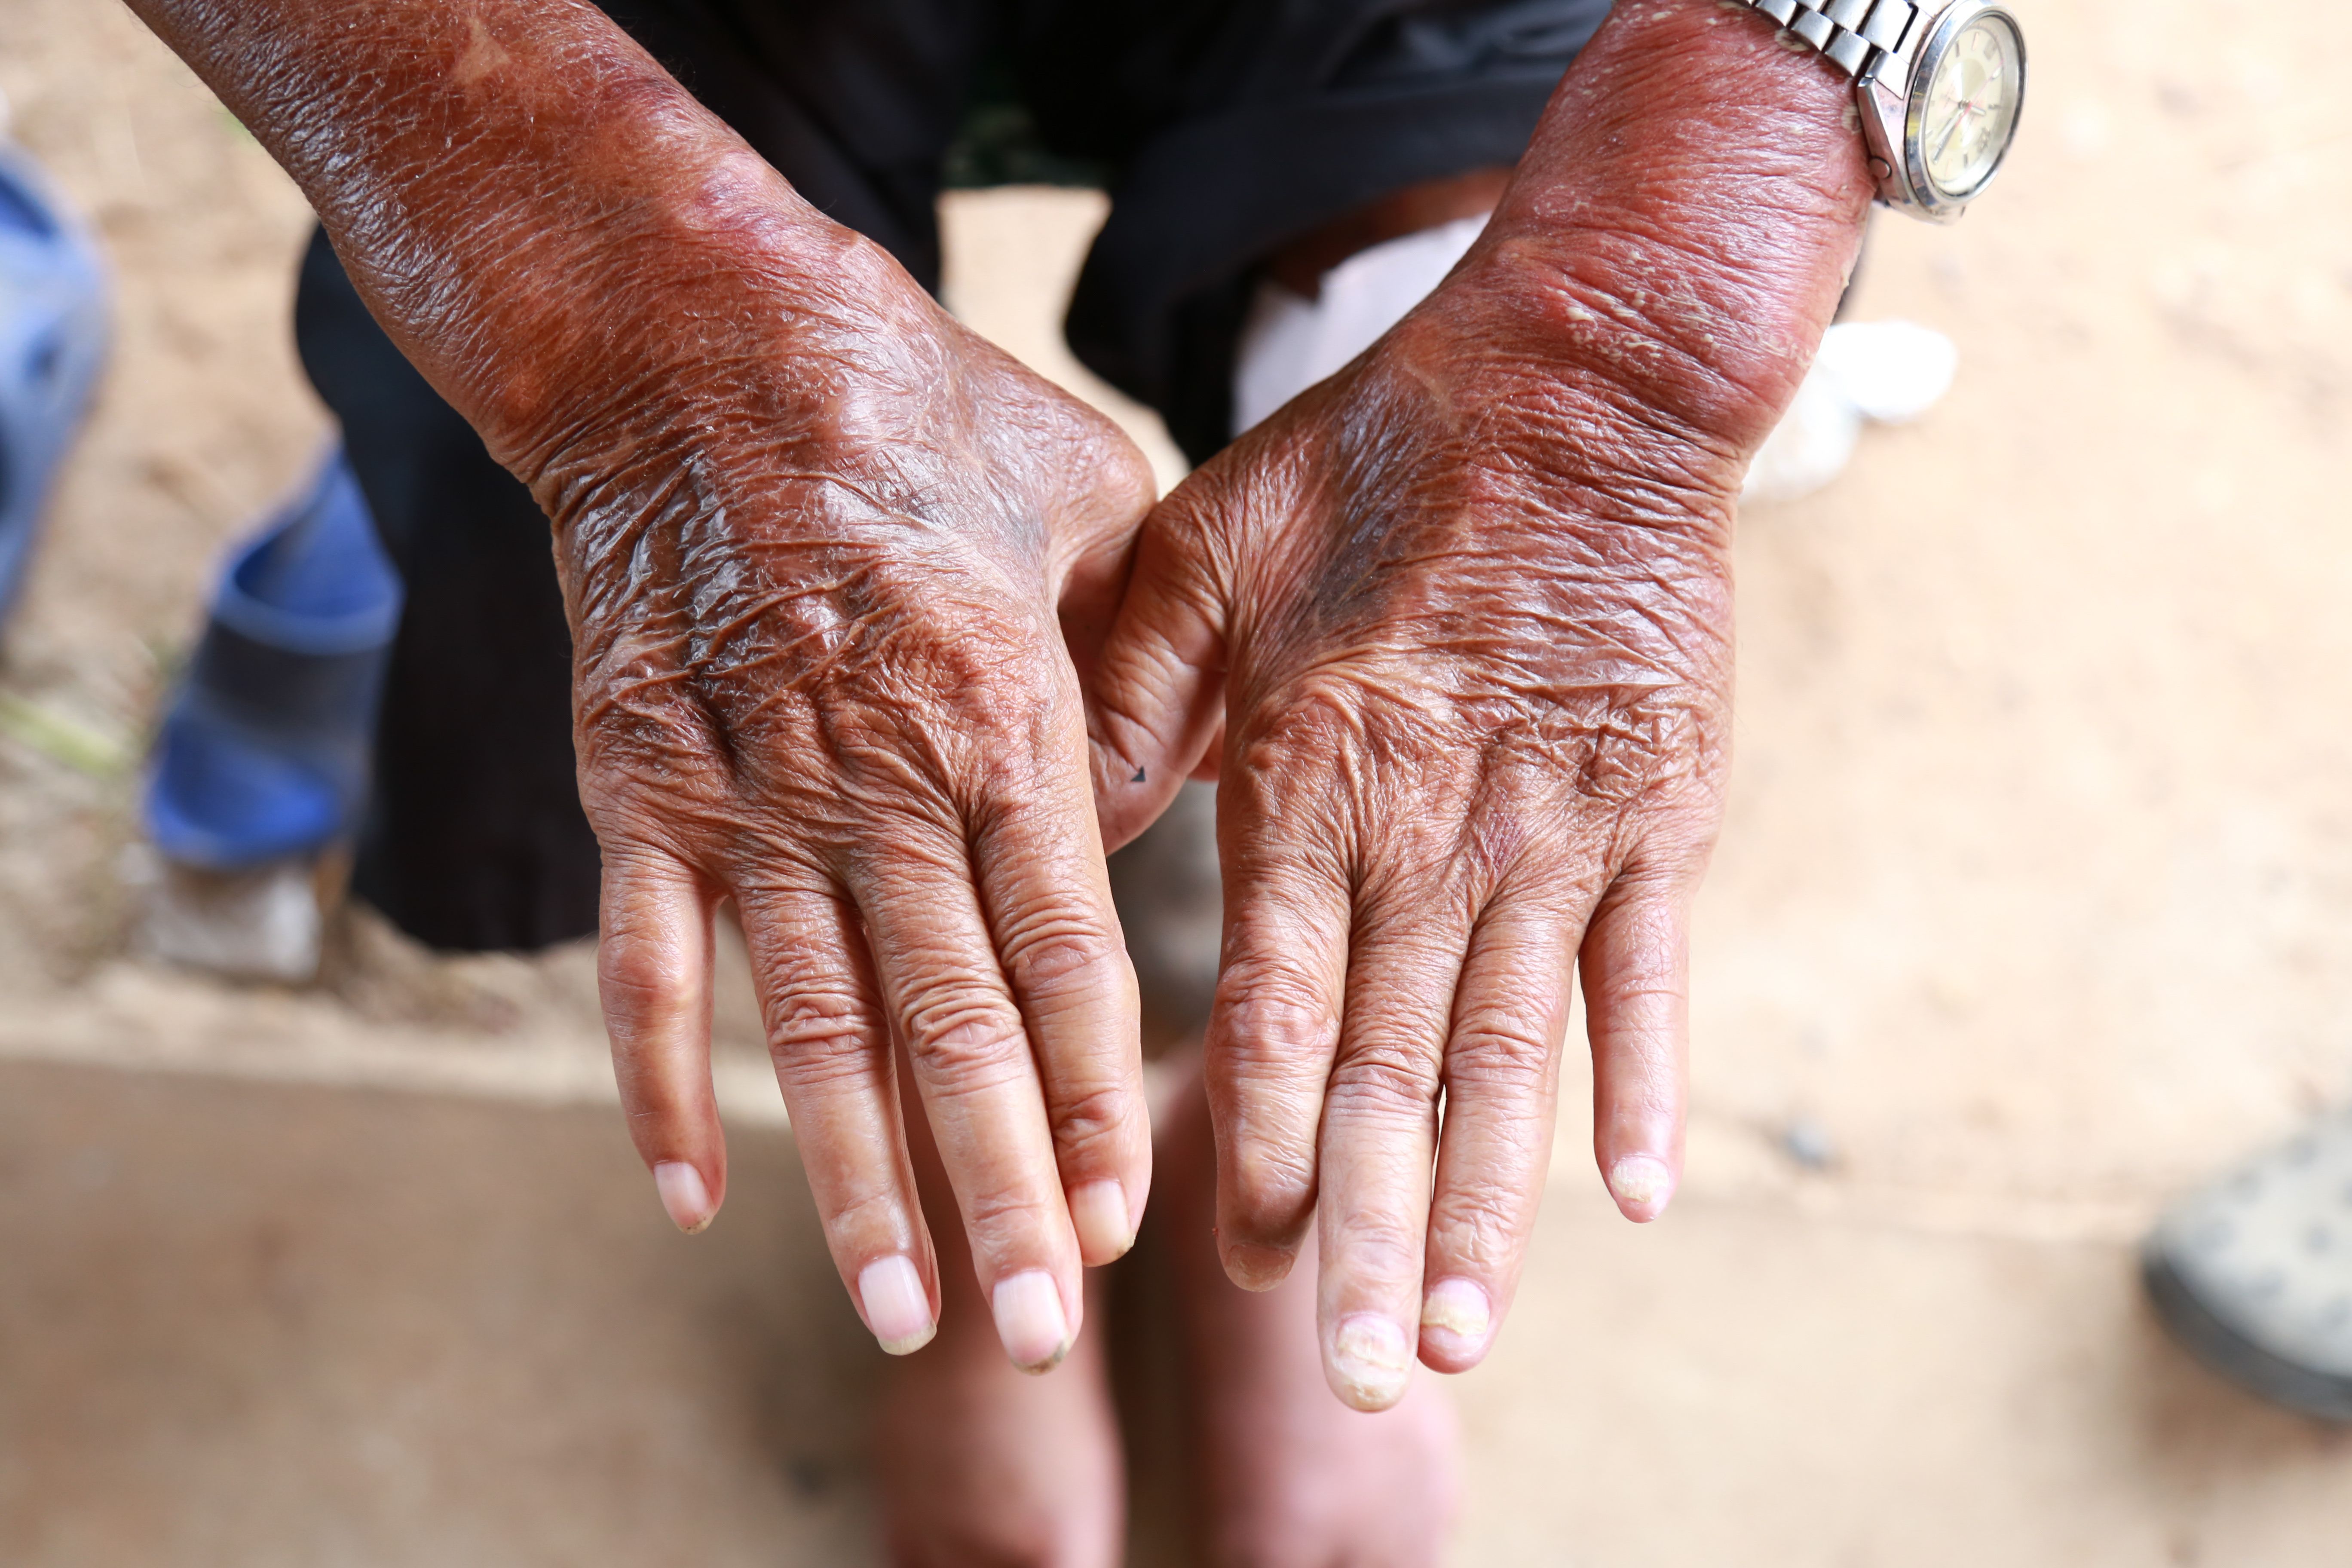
[1156,1056,1459,1568]
[876,1049,1127,1568]
[1112,784,1458,1566]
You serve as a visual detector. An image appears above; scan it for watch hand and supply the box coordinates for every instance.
[1933,108,1965,161]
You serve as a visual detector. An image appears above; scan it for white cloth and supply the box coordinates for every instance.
[1741,319,1958,503]
[1229,213,1489,438]
[1227,212,1957,508]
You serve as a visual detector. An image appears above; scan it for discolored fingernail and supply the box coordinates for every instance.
[653,1161,714,1234]
[1222,1240,1295,1292]
[1070,1180,1134,1264]
[1418,1278,1493,1360]
[1608,1155,1676,1222]
[1328,1313,1413,1410]
[858,1256,937,1356]
[991,1269,1072,1372]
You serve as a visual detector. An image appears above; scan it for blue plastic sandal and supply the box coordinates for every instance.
[145,450,401,869]
[0,142,109,637]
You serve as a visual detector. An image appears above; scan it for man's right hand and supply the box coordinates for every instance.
[126,0,1158,1370]
[560,216,1158,1374]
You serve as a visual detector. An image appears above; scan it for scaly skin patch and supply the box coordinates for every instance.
[1079,0,1871,1401]
[126,0,1161,1375]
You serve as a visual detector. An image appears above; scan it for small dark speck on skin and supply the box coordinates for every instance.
[788,1457,828,1498]
[1132,766,1146,783]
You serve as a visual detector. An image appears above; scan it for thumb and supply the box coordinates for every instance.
[1086,476,1232,852]
[1041,407,1158,695]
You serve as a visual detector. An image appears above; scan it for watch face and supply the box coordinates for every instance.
[1917,10,2024,200]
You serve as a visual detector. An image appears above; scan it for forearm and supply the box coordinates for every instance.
[125,0,876,490]
[1460,0,1875,480]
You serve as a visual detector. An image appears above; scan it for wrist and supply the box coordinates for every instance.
[1454,0,1874,455]
[486,183,904,494]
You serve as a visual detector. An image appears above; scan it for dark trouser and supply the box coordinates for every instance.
[298,0,1609,954]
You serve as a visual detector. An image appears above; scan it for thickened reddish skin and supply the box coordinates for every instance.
[1084,3,1871,1403]
[128,0,1871,1395]
[127,0,1162,1355]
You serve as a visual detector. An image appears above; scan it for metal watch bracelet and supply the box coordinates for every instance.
[1734,0,1920,79]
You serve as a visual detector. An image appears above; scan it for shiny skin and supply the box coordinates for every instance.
[126,0,1873,1423]
[1086,0,1874,1407]
[126,0,1160,1362]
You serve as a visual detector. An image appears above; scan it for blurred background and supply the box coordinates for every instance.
[3,0,2351,1561]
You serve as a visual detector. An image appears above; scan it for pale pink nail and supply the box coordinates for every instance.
[991,1269,1072,1372]
[1070,1180,1133,1263]
[654,1161,714,1234]
[858,1256,937,1356]
[1608,1155,1676,1221]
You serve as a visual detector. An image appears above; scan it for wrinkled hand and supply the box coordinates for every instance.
[1086,0,1873,1407]
[126,0,1158,1372]
[545,221,1158,1371]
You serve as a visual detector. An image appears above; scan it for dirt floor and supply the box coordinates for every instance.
[3,0,2351,1561]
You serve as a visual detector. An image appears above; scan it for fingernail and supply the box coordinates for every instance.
[1328,1313,1413,1409]
[1419,1278,1493,1360]
[1223,1240,1294,1292]
[991,1269,1072,1372]
[1608,1155,1676,1221]
[653,1161,713,1233]
[858,1256,937,1356]
[1070,1180,1134,1263]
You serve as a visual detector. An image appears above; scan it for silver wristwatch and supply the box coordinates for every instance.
[1734,0,2027,222]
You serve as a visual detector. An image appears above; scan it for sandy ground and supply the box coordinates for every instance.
[2,0,2351,1560]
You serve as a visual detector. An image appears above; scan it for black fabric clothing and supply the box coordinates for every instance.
[300,0,1610,953]
[297,234,600,950]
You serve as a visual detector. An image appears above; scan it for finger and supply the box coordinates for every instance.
[1418,893,1579,1374]
[1202,769,1351,1291]
[854,829,1085,1372]
[598,839,725,1234]
[966,751,1153,1269]
[1579,867,1694,1224]
[1042,421,1156,697]
[1188,718,1226,783]
[734,881,939,1357]
[1314,897,1469,1412]
[1085,478,1233,852]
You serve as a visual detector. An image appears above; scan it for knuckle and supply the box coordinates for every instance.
[897,619,1058,734]
[598,928,694,1017]
[1211,968,1340,1060]
[574,667,732,787]
[957,1181,1058,1243]
[1327,1041,1443,1122]
[903,991,1030,1085]
[997,914,1120,994]
[820,1184,910,1257]
[1444,1017,1559,1088]
[763,984,881,1082]
[1047,1080,1137,1156]
[1230,679,1369,781]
